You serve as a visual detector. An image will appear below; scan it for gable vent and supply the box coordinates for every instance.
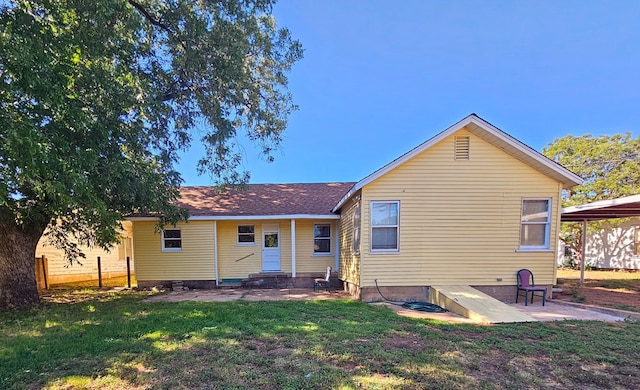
[454,136,470,160]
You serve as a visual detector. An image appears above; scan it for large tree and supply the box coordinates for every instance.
[543,133,640,267]
[0,0,302,308]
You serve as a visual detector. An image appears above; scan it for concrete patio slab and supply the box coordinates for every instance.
[143,288,351,303]
[142,288,631,323]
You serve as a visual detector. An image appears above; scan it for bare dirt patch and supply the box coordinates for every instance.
[554,269,640,312]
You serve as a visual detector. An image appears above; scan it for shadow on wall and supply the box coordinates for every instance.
[558,218,640,270]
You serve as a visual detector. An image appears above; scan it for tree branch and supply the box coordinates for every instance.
[127,0,171,33]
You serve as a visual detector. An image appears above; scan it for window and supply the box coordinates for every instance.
[162,229,182,252]
[520,199,551,249]
[238,225,255,245]
[353,202,361,255]
[371,201,399,251]
[634,228,640,256]
[314,224,331,254]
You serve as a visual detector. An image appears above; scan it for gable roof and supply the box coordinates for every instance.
[162,183,354,220]
[332,113,583,212]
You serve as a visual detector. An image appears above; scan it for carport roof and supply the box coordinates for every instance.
[561,194,640,221]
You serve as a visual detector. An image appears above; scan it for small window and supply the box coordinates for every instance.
[520,199,551,249]
[371,201,399,252]
[353,202,361,255]
[162,229,182,252]
[634,228,640,256]
[238,225,255,245]
[314,224,331,254]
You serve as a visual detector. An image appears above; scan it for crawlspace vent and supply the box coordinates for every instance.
[454,136,470,160]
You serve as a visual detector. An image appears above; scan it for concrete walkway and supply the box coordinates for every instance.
[509,301,626,322]
[143,288,630,323]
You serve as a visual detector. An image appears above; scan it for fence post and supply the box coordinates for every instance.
[97,256,102,288]
[41,255,48,289]
[126,256,131,289]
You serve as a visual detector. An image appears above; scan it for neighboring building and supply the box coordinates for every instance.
[36,221,134,285]
[128,114,582,302]
[557,218,640,270]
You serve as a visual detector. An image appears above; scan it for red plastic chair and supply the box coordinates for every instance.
[516,269,546,306]
[314,266,331,292]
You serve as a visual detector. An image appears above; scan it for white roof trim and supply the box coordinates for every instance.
[332,114,583,212]
[126,214,341,222]
[562,194,640,214]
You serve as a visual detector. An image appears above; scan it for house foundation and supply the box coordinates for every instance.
[137,271,340,291]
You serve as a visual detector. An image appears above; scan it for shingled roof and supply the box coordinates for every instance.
[174,183,355,217]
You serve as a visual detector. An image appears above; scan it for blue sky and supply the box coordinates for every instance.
[179,0,640,186]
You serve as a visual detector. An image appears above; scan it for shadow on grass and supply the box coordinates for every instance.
[2,290,640,389]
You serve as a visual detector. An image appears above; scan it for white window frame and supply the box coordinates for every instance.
[370,201,400,253]
[237,224,256,246]
[634,227,640,257]
[313,223,332,256]
[162,228,182,252]
[519,198,552,250]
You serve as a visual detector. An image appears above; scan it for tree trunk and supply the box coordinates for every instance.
[0,216,47,309]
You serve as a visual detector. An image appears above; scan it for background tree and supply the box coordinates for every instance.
[0,0,302,308]
[543,133,640,268]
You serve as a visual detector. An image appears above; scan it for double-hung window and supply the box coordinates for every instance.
[371,201,399,252]
[162,229,182,252]
[634,227,640,256]
[314,224,331,254]
[238,225,255,245]
[520,199,551,249]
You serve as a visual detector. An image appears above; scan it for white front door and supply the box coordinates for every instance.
[262,224,281,272]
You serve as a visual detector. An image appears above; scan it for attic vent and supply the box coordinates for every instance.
[454,136,470,160]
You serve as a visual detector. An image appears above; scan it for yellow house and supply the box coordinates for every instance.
[129,114,582,301]
[334,114,581,301]
[129,183,354,289]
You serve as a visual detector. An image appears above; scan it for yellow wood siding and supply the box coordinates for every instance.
[360,128,561,288]
[133,221,215,280]
[36,221,133,284]
[216,220,293,278]
[293,220,336,273]
[36,241,124,283]
[134,219,338,281]
[338,190,361,285]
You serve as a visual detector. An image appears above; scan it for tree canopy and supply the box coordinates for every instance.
[0,0,302,308]
[543,133,640,266]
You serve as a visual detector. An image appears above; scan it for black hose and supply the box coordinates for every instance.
[374,279,448,313]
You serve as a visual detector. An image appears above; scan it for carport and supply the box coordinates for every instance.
[561,194,640,283]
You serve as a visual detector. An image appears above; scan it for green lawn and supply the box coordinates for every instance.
[2,290,640,389]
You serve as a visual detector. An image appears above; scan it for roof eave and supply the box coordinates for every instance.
[126,213,341,222]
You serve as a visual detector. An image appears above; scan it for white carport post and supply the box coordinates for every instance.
[291,219,296,277]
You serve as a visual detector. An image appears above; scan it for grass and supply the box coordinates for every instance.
[556,268,640,311]
[2,290,640,389]
[556,268,640,281]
